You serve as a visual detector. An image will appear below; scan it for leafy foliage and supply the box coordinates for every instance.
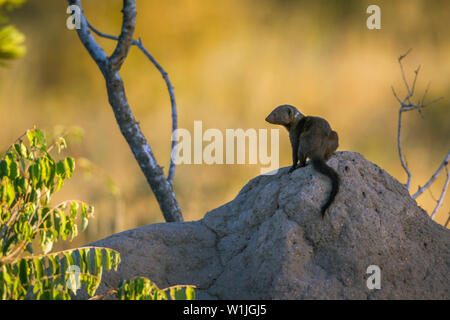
[116,278,195,300]
[0,0,26,63]
[0,128,119,299]
[0,128,90,257]
[1,247,120,299]
[0,128,195,300]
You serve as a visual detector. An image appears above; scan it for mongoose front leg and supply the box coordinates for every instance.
[289,133,300,173]
[298,152,307,168]
[289,152,299,173]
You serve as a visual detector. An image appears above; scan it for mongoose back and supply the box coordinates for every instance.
[265,104,339,217]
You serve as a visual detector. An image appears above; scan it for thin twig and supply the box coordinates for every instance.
[422,96,444,108]
[109,0,136,72]
[89,288,117,300]
[410,65,421,97]
[430,166,450,219]
[1,130,27,159]
[427,188,438,202]
[391,86,403,104]
[398,48,413,100]
[412,151,450,199]
[397,109,412,190]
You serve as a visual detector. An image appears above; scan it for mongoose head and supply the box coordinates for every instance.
[265,104,304,126]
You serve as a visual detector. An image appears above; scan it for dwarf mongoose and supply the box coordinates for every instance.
[265,104,339,217]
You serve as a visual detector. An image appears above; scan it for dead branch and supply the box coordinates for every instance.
[67,0,183,222]
[412,151,450,199]
[429,166,450,220]
[392,49,449,220]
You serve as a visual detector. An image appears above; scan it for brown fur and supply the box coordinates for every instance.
[266,104,340,217]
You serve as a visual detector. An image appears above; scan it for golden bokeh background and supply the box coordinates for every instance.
[1,0,449,249]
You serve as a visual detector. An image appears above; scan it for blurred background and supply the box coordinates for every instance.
[0,0,449,250]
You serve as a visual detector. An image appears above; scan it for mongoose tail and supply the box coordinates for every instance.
[311,157,340,218]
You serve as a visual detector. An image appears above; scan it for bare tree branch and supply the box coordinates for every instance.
[412,151,450,199]
[396,109,412,189]
[109,0,136,72]
[87,23,178,185]
[398,48,413,102]
[67,1,109,74]
[392,50,449,221]
[393,50,443,190]
[67,0,183,222]
[429,166,450,220]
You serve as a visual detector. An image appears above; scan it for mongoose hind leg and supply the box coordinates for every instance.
[298,152,307,168]
[288,163,299,173]
[289,151,299,173]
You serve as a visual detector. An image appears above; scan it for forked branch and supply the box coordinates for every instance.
[67,0,182,222]
[87,22,178,184]
[392,49,449,220]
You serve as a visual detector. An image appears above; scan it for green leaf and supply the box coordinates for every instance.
[19,258,29,284]
[46,158,56,187]
[55,161,65,177]
[4,155,19,180]
[40,230,53,254]
[70,201,78,219]
[0,25,26,61]
[169,287,177,300]
[26,130,35,147]
[95,249,103,273]
[48,254,61,275]
[33,258,44,279]
[80,203,89,232]
[14,176,27,195]
[55,176,64,192]
[64,157,75,179]
[5,180,15,206]
[1,265,12,286]
[28,188,38,203]
[0,159,7,178]
[54,209,65,239]
[185,286,195,300]
[104,249,112,271]
[39,157,49,185]
[22,221,32,240]
[42,190,51,206]
[28,163,40,187]
[13,143,28,159]
[111,250,120,271]
[63,251,74,270]
[26,128,46,150]
[79,248,88,274]
[55,137,67,153]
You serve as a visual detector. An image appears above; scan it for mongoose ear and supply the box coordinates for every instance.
[286,108,292,117]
